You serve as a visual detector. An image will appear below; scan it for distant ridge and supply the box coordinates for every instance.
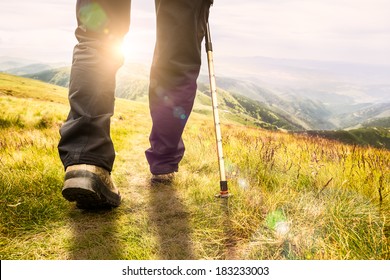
[24,67,71,88]
[2,56,390,131]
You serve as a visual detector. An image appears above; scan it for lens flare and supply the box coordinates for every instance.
[173,106,187,120]
[275,221,290,237]
[78,3,108,32]
[266,209,289,237]
[237,177,249,190]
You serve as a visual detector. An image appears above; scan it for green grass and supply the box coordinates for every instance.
[304,128,390,150]
[0,73,389,260]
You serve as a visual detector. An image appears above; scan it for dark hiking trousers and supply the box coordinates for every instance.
[58,0,212,174]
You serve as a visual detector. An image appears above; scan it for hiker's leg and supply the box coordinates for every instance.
[58,0,131,172]
[145,0,211,175]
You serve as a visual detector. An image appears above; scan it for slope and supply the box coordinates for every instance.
[363,117,390,129]
[4,56,390,131]
[1,73,389,260]
[304,128,390,150]
[24,67,71,88]
[23,65,306,130]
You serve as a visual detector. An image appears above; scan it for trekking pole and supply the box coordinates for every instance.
[205,22,230,198]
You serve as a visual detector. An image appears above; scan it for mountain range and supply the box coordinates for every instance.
[1,55,389,133]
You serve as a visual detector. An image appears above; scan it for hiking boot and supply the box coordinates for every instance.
[62,164,121,209]
[151,172,175,184]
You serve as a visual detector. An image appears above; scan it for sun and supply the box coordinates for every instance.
[120,36,138,59]
[119,31,154,62]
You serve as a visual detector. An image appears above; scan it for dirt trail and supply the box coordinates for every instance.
[63,109,241,259]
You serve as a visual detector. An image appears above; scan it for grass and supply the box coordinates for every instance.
[0,73,389,259]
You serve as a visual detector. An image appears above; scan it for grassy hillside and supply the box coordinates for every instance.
[25,66,306,131]
[18,64,390,131]
[0,73,389,260]
[208,76,337,130]
[333,103,390,129]
[304,128,390,150]
[363,117,390,129]
[195,84,304,130]
[24,67,71,88]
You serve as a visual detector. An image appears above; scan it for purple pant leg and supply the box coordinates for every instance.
[145,0,211,175]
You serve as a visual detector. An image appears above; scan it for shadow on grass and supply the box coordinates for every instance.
[67,207,123,260]
[219,198,239,259]
[148,182,195,259]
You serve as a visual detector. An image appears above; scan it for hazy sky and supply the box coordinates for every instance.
[1,0,390,65]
